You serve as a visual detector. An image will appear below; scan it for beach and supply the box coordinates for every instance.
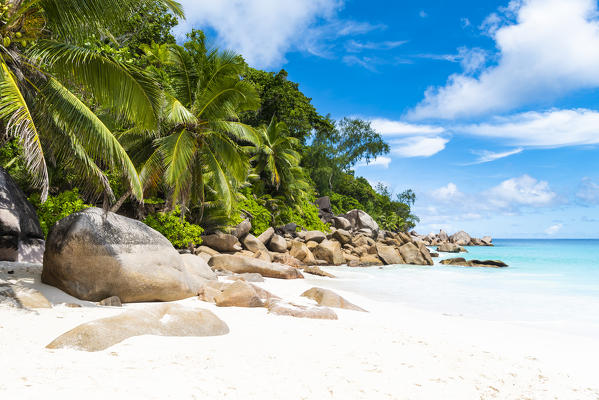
[2,259,598,400]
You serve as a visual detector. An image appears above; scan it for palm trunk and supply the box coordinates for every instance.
[110,189,132,213]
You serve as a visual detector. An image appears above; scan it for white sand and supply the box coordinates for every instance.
[1,264,598,400]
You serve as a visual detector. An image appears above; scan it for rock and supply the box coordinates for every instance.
[214,280,264,307]
[301,287,366,312]
[289,241,315,263]
[343,252,360,264]
[398,232,412,245]
[436,242,463,253]
[332,229,351,245]
[277,223,298,236]
[0,167,45,263]
[197,252,212,263]
[42,208,202,302]
[304,231,326,243]
[46,304,229,352]
[300,265,336,278]
[439,230,449,242]
[202,231,242,252]
[0,284,52,308]
[430,252,439,258]
[306,241,319,251]
[241,233,270,256]
[208,254,303,279]
[343,209,379,233]
[481,236,493,246]
[180,254,217,282]
[268,234,287,253]
[357,228,375,238]
[266,300,337,320]
[376,243,404,265]
[253,249,272,262]
[226,273,265,283]
[441,258,508,268]
[271,252,305,268]
[194,245,220,257]
[312,240,344,265]
[416,242,434,265]
[450,231,472,246]
[359,254,384,266]
[332,216,351,230]
[398,242,430,266]
[231,219,251,238]
[315,196,335,223]
[257,227,275,244]
[98,296,122,307]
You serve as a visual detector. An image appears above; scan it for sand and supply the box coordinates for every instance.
[1,263,598,400]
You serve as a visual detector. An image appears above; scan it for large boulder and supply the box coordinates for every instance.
[450,231,472,246]
[304,231,326,243]
[257,227,275,244]
[332,229,351,245]
[231,219,251,238]
[214,280,264,307]
[437,242,466,253]
[312,239,344,265]
[208,254,303,279]
[301,287,366,312]
[46,304,229,352]
[289,241,315,264]
[398,242,430,266]
[241,234,270,258]
[315,196,334,223]
[440,258,508,268]
[481,236,493,246]
[0,167,45,263]
[180,254,217,281]
[202,231,242,252]
[42,208,202,302]
[375,243,404,265]
[332,216,351,230]
[438,230,449,242]
[266,299,337,320]
[343,209,379,233]
[268,234,287,253]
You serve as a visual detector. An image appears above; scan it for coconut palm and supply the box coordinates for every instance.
[135,32,259,217]
[0,0,183,201]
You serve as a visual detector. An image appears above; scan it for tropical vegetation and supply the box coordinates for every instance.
[0,0,419,248]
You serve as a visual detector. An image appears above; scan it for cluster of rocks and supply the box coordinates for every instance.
[440,258,508,268]
[197,208,434,269]
[411,229,493,248]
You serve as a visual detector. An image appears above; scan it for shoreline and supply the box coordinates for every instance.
[2,264,598,399]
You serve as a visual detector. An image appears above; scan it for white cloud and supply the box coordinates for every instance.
[391,136,448,157]
[408,0,599,120]
[467,147,524,164]
[486,175,556,208]
[370,118,445,136]
[357,156,392,168]
[577,178,599,205]
[175,0,380,68]
[345,40,407,53]
[432,183,463,201]
[459,109,599,147]
[545,223,563,235]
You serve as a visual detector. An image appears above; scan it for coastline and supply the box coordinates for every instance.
[2,264,598,399]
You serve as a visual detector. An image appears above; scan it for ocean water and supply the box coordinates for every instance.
[322,239,599,338]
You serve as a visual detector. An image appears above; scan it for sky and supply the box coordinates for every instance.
[174,0,599,238]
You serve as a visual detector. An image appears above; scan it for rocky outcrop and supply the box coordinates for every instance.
[180,254,218,281]
[46,304,229,352]
[437,243,466,253]
[450,231,472,246]
[312,240,344,265]
[332,216,351,230]
[399,242,433,266]
[303,231,326,243]
[376,243,404,265]
[343,209,379,235]
[266,299,338,320]
[208,254,303,279]
[412,229,492,247]
[315,196,335,223]
[257,227,275,244]
[231,219,251,238]
[42,208,205,302]
[202,231,242,252]
[440,258,508,268]
[0,167,45,263]
[241,234,271,261]
[289,241,315,264]
[301,287,366,312]
[214,280,264,307]
[268,234,287,253]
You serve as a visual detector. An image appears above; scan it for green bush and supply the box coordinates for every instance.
[275,199,329,232]
[236,188,273,236]
[143,207,204,248]
[329,192,363,215]
[29,189,92,237]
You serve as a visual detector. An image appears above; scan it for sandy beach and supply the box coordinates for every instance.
[2,263,598,400]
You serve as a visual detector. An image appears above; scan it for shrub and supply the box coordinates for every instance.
[143,207,204,248]
[236,188,273,236]
[329,192,363,215]
[275,199,329,232]
[29,189,92,237]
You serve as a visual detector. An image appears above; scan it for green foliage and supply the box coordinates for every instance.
[329,192,363,215]
[29,189,91,237]
[236,188,273,236]
[143,207,204,248]
[274,199,329,232]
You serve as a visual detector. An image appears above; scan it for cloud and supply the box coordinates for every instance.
[356,156,392,168]
[370,118,445,136]
[345,40,407,53]
[576,178,599,205]
[391,137,448,157]
[545,223,563,235]
[459,109,599,147]
[175,0,384,68]
[408,0,599,120]
[486,175,556,209]
[342,55,379,71]
[431,183,463,201]
[466,147,524,165]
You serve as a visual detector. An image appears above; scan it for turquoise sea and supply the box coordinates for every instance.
[323,239,599,338]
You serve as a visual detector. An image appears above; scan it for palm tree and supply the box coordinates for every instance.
[0,0,183,202]
[250,116,311,202]
[135,32,259,217]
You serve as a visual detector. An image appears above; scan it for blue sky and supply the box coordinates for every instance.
[175,0,599,238]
